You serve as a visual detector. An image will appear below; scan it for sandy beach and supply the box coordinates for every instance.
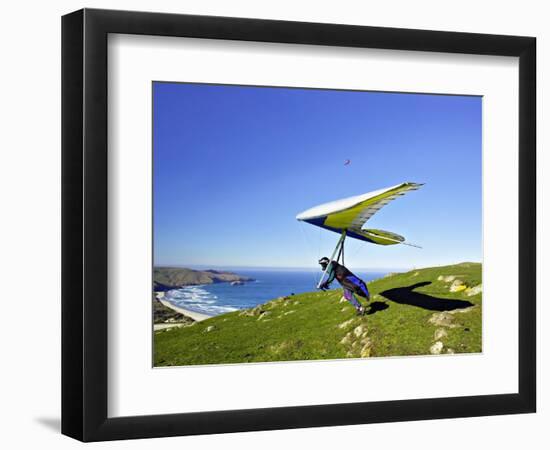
[156,294,212,322]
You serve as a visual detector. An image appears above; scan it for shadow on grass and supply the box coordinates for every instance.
[366,301,390,315]
[380,281,474,312]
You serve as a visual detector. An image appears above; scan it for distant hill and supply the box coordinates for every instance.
[154,262,482,366]
[153,267,254,291]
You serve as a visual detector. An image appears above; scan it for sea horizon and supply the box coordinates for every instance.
[154,264,411,273]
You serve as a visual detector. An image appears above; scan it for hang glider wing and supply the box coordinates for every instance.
[352,228,405,246]
[296,182,423,245]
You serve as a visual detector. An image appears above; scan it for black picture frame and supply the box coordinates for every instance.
[61,8,536,442]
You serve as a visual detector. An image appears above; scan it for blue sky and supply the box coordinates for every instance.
[153,82,481,270]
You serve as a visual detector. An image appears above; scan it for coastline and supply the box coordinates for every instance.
[155,292,212,322]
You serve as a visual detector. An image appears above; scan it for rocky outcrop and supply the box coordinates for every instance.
[353,324,367,338]
[449,279,467,292]
[338,318,357,329]
[437,274,479,295]
[428,312,458,328]
[434,328,448,340]
[239,305,265,317]
[258,311,272,321]
[339,321,371,358]
[437,275,456,282]
[465,284,482,296]
[427,303,479,355]
[430,341,444,355]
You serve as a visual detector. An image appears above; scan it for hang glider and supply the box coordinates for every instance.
[296,182,424,288]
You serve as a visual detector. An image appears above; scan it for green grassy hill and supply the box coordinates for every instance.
[154,262,482,366]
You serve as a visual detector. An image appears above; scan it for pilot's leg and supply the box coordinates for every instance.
[343,287,363,312]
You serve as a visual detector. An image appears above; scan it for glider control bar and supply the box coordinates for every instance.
[317,230,347,289]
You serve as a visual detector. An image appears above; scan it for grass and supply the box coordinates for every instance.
[154,262,482,366]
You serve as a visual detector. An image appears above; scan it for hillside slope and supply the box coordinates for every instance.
[154,263,482,366]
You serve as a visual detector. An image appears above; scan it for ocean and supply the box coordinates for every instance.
[163,269,388,316]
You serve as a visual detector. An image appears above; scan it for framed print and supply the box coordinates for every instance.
[61,8,536,442]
